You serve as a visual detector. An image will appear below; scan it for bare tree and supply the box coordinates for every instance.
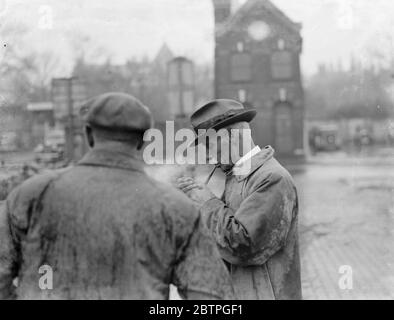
[28,51,61,101]
[365,33,394,71]
[66,31,111,63]
[0,19,62,103]
[0,21,32,104]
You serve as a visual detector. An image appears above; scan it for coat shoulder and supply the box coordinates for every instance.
[247,157,296,192]
[7,168,70,208]
[144,176,200,219]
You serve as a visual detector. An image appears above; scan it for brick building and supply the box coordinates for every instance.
[212,0,305,157]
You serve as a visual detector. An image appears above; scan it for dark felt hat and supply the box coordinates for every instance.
[80,92,153,136]
[190,99,257,145]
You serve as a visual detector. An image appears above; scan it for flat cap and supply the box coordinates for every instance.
[80,92,153,133]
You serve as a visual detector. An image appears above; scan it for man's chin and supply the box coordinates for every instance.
[218,163,233,173]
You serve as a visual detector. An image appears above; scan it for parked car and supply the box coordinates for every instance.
[309,125,341,153]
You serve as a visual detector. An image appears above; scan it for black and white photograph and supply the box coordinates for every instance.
[0,0,393,305]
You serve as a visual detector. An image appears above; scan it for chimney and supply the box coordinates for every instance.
[212,0,232,26]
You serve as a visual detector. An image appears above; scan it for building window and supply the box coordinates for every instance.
[279,88,287,101]
[271,51,293,80]
[231,52,252,82]
[277,39,285,50]
[238,89,247,102]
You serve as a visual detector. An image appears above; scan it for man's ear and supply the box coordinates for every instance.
[136,138,144,151]
[85,126,94,148]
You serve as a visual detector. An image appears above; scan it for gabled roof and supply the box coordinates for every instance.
[222,0,302,34]
[154,43,174,68]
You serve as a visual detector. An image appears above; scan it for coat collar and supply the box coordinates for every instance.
[78,148,145,173]
[231,145,275,182]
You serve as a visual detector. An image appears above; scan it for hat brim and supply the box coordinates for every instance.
[190,109,257,147]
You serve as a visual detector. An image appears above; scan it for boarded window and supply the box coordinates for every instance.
[271,51,293,80]
[231,53,252,82]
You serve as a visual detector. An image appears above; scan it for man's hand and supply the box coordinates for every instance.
[177,177,216,205]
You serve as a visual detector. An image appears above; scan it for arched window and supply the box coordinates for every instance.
[271,51,293,80]
[231,52,252,82]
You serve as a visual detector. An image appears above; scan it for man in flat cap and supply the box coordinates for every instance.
[0,93,233,300]
[177,99,302,300]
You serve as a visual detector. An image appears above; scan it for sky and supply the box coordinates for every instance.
[1,0,394,77]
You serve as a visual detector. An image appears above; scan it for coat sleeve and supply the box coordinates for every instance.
[0,171,62,300]
[199,173,297,266]
[172,210,234,300]
[0,200,19,300]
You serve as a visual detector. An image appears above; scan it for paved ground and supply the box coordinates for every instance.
[294,161,394,299]
[167,154,394,300]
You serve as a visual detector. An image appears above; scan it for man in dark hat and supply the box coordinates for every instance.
[0,93,233,300]
[177,99,302,300]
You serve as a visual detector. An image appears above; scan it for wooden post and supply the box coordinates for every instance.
[66,78,74,162]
